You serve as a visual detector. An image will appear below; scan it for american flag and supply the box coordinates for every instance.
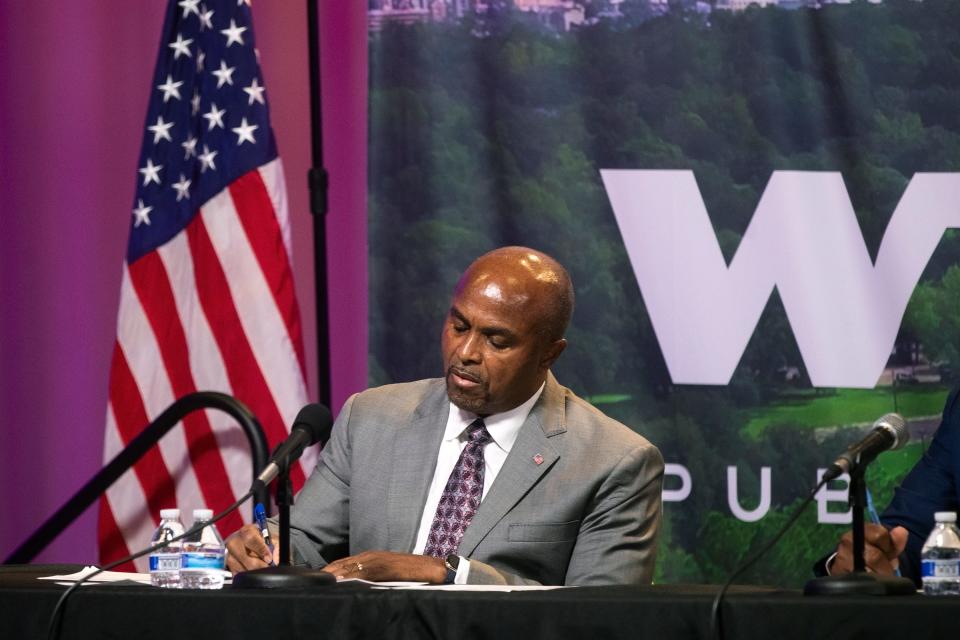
[99,0,313,571]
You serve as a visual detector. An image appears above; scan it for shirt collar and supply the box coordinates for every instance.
[444,381,546,453]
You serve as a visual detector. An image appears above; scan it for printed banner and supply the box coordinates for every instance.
[367,0,960,585]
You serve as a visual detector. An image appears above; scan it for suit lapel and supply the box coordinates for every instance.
[387,380,450,552]
[458,373,566,556]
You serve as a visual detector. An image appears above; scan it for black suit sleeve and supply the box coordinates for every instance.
[879,387,960,586]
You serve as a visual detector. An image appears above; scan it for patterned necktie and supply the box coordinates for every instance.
[424,418,493,558]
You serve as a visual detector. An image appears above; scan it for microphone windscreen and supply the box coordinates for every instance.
[874,412,908,450]
[292,403,334,447]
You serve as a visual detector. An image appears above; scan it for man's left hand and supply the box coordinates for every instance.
[323,551,448,583]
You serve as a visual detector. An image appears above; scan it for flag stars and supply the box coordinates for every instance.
[191,88,201,115]
[198,145,218,172]
[203,103,226,130]
[212,60,236,88]
[168,33,193,60]
[182,135,198,160]
[132,199,153,227]
[243,77,266,105]
[196,49,206,73]
[178,0,201,19]
[221,19,248,47]
[199,6,214,30]
[157,74,183,102]
[139,158,163,186]
[172,174,192,201]
[147,116,174,144]
[232,117,258,145]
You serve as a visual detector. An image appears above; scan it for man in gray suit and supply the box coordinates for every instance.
[226,247,663,585]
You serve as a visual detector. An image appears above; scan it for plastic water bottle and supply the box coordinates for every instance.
[148,508,185,588]
[180,508,226,589]
[921,511,960,596]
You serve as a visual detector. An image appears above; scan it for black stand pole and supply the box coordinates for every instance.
[232,455,334,588]
[278,462,293,567]
[851,471,867,573]
[306,0,331,409]
[804,469,915,596]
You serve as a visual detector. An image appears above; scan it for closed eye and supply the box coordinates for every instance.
[485,331,513,349]
[449,307,470,333]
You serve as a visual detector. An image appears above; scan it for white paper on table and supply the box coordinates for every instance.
[338,578,428,587]
[370,582,569,591]
[37,566,153,585]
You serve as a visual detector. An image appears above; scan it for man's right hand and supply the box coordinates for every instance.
[225,523,279,573]
[830,523,909,575]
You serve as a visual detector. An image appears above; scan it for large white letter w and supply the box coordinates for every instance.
[600,170,960,388]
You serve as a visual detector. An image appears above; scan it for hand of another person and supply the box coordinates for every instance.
[225,523,279,573]
[323,551,447,583]
[830,524,908,575]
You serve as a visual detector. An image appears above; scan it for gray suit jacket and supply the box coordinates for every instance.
[287,372,664,585]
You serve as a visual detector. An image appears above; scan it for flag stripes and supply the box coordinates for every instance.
[231,163,308,380]
[107,345,179,522]
[115,267,210,520]
[188,201,307,488]
[199,176,310,435]
[128,252,246,530]
[104,173,310,567]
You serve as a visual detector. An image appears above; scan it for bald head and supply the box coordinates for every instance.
[455,246,574,343]
[442,247,573,415]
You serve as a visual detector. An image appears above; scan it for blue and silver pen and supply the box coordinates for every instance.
[866,487,901,577]
[254,503,276,567]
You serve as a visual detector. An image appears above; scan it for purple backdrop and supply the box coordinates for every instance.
[0,1,367,564]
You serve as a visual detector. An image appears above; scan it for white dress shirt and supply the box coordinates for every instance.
[412,382,546,583]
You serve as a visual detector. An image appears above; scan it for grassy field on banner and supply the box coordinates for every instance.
[742,387,950,438]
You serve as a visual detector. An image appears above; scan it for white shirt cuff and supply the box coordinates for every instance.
[454,557,470,585]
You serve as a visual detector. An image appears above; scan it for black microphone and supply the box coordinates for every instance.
[253,403,333,488]
[823,413,909,481]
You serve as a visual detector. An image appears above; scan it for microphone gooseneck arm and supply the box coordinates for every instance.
[823,413,908,482]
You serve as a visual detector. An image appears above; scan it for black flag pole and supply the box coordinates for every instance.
[306,0,331,408]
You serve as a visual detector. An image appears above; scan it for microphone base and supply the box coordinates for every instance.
[232,565,337,589]
[804,572,917,596]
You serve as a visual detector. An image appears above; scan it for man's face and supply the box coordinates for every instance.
[441,271,555,416]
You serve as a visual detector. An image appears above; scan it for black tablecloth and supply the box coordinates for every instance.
[2,565,956,640]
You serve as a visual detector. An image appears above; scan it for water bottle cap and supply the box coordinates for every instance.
[192,508,214,521]
[159,508,180,519]
[934,511,957,523]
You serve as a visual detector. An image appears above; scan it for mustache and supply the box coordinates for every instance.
[447,365,482,384]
